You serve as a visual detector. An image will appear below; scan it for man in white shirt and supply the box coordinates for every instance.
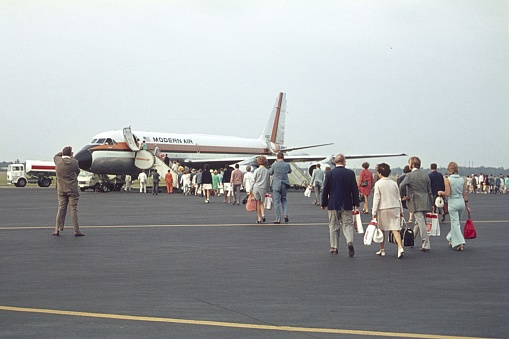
[138,171,148,193]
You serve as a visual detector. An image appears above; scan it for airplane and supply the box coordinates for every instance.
[74,92,405,177]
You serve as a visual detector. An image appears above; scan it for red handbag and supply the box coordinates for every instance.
[464,212,477,239]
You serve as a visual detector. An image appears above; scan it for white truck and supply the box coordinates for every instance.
[7,160,55,187]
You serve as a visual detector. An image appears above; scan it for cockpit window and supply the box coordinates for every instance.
[105,138,116,145]
[96,138,106,144]
[91,139,97,144]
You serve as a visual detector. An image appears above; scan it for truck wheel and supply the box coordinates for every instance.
[94,183,101,192]
[100,182,109,192]
[80,187,86,192]
[18,178,27,187]
[39,177,51,187]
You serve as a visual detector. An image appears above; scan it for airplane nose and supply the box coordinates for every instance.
[74,149,92,171]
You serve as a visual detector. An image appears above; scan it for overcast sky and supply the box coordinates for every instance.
[1,0,508,169]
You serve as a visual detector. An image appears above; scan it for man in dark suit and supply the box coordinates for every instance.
[321,154,360,257]
[429,163,446,221]
[53,146,84,237]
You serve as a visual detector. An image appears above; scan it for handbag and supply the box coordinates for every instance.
[425,212,441,236]
[264,193,273,210]
[359,193,364,203]
[245,193,256,212]
[389,218,414,247]
[363,220,377,246]
[242,194,248,205]
[353,210,364,233]
[464,211,477,239]
[361,180,368,187]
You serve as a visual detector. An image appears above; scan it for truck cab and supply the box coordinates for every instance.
[6,161,54,187]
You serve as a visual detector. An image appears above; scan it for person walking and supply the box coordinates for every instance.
[358,162,373,214]
[429,163,446,221]
[138,170,147,193]
[230,164,243,205]
[124,174,132,192]
[438,162,470,251]
[152,169,160,195]
[243,166,255,195]
[269,152,292,224]
[252,156,270,224]
[52,146,84,237]
[165,170,173,194]
[201,165,213,203]
[222,165,232,203]
[372,163,404,259]
[310,163,325,206]
[399,156,433,252]
[321,154,360,257]
[397,165,413,222]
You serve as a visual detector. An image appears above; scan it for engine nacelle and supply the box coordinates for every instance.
[308,161,335,176]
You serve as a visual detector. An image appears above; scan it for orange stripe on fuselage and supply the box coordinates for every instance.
[88,142,271,155]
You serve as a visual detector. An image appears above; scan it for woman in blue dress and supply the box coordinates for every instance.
[438,162,471,251]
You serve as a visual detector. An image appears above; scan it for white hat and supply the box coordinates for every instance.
[373,228,384,243]
[435,196,445,208]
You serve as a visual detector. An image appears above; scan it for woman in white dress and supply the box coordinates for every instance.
[372,163,404,259]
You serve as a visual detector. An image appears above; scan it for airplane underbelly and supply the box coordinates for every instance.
[90,151,135,175]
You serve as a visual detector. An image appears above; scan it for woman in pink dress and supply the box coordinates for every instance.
[358,162,373,214]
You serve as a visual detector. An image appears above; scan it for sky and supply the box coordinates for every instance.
[1,0,508,170]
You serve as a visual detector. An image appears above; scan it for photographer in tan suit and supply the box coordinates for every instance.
[52,146,84,237]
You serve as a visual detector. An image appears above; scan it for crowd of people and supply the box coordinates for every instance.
[113,152,479,259]
[465,173,509,194]
[320,155,474,259]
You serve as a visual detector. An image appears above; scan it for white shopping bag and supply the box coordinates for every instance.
[304,185,312,197]
[353,210,364,234]
[264,193,273,210]
[425,213,441,236]
[364,220,377,246]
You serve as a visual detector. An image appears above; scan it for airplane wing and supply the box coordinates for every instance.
[280,143,333,153]
[180,153,406,169]
[344,153,407,160]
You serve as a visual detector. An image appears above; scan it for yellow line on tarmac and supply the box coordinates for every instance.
[0,305,493,339]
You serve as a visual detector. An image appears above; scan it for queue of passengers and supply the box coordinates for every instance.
[466,173,509,194]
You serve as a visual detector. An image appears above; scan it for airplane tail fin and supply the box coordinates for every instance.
[263,92,286,145]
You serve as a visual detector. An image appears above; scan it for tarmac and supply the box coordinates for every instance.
[0,187,508,339]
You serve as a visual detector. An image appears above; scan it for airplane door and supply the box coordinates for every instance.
[123,127,140,151]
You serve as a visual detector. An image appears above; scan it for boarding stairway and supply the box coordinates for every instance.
[288,162,310,188]
[149,154,178,188]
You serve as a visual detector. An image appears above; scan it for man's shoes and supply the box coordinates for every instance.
[418,248,430,252]
[74,232,85,237]
[348,242,355,257]
[273,220,281,224]
[52,231,59,236]
[284,216,289,223]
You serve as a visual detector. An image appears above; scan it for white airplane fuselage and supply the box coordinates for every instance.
[75,130,273,175]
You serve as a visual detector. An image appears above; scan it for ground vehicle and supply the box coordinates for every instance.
[78,170,102,191]
[78,171,124,192]
[6,161,55,187]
